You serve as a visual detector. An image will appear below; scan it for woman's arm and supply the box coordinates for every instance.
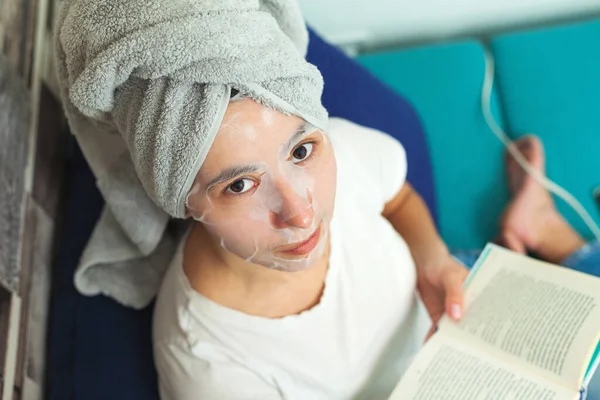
[382,183,449,269]
[382,182,468,329]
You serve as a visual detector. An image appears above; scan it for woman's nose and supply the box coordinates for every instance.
[269,185,314,229]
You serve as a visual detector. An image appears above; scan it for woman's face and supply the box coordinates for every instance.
[186,98,337,272]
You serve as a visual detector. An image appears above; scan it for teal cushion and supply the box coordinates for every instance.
[491,20,600,240]
[358,42,509,249]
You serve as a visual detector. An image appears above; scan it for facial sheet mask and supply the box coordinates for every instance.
[186,103,336,272]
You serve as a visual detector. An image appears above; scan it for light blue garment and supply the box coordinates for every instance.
[453,243,600,400]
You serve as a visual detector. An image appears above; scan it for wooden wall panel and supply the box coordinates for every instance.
[0,0,38,82]
[0,55,29,294]
[1,0,66,398]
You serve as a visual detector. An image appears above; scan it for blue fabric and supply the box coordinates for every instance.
[47,28,436,399]
[490,19,600,240]
[452,245,600,400]
[357,42,509,249]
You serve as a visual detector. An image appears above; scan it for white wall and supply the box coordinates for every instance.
[298,0,600,50]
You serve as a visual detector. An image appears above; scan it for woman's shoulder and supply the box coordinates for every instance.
[327,117,408,208]
[152,237,212,346]
[326,117,406,177]
[326,117,404,152]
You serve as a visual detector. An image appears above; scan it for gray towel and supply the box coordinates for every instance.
[54,0,328,308]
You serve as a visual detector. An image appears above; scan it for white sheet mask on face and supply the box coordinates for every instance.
[186,101,337,272]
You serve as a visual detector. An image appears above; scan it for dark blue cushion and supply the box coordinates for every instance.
[47,28,436,400]
[48,143,159,400]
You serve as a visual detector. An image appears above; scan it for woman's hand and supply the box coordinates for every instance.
[416,255,469,340]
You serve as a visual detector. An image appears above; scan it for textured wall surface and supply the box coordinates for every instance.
[299,0,600,49]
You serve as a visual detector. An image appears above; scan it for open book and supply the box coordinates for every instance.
[390,244,600,400]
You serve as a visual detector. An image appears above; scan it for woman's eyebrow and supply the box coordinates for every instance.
[206,164,262,189]
[284,121,309,151]
[206,122,309,189]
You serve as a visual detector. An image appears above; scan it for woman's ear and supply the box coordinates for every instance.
[185,180,203,219]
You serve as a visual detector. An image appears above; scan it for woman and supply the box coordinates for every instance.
[152,93,464,399]
[54,0,598,397]
[152,93,598,399]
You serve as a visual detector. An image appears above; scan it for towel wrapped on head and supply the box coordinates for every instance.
[55,0,328,308]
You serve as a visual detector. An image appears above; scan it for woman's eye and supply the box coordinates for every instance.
[226,178,255,194]
[292,143,313,164]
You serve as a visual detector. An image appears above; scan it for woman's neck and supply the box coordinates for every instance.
[182,221,330,318]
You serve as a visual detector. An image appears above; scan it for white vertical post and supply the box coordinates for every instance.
[1,295,22,400]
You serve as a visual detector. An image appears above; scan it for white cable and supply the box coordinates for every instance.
[481,48,600,241]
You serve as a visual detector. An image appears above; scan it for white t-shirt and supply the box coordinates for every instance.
[153,118,431,400]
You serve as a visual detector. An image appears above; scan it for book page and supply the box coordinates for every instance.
[439,245,600,389]
[390,334,577,400]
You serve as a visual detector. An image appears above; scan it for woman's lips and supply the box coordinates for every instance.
[276,225,322,257]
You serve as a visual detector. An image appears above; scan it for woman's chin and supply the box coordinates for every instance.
[274,262,313,273]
